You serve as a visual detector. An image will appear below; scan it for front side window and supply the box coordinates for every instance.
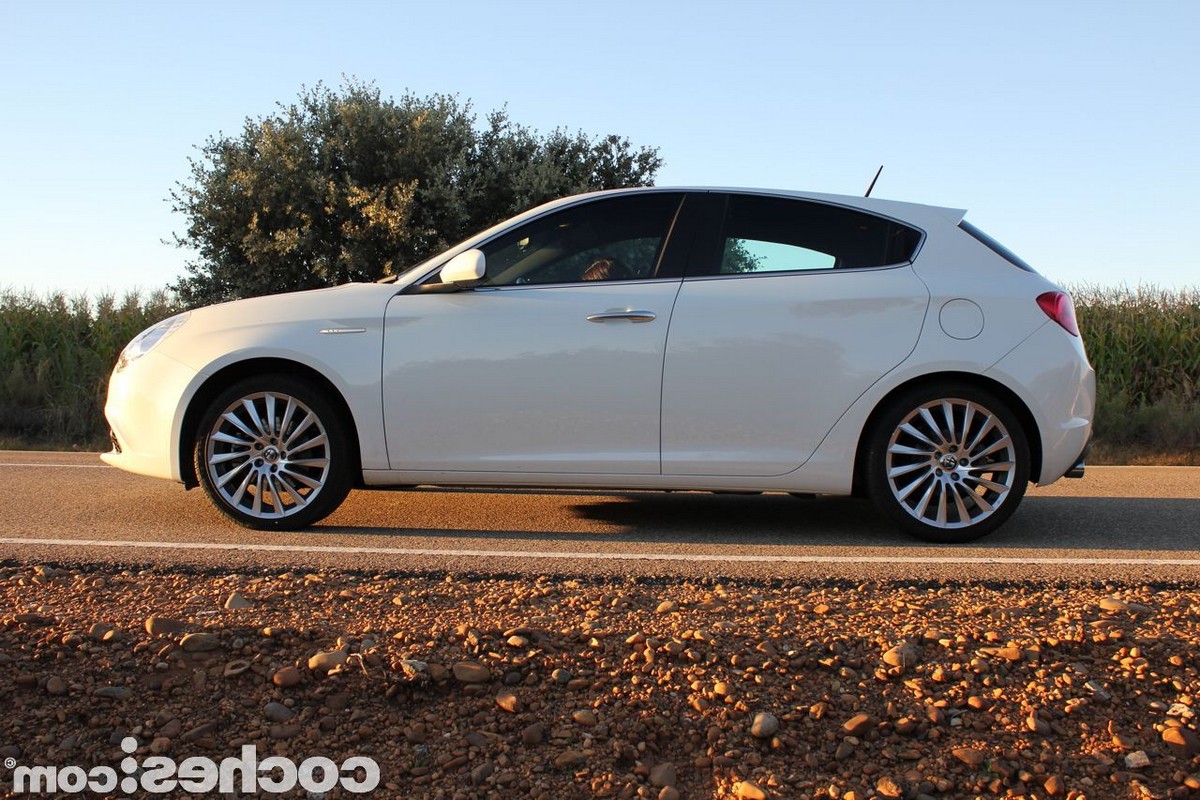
[716,194,922,274]
[476,193,683,287]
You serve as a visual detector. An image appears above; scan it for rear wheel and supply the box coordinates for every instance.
[193,375,352,530]
[865,385,1030,543]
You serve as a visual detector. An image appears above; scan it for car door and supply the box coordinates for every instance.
[382,192,686,474]
[661,192,930,476]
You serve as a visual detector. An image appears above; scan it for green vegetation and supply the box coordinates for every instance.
[172,80,662,306]
[0,289,180,449]
[1070,284,1200,464]
[0,285,1196,463]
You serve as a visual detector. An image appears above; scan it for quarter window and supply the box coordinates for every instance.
[717,195,921,274]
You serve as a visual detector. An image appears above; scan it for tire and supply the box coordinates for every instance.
[193,375,353,530]
[865,384,1031,543]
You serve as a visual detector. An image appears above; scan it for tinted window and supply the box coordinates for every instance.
[716,195,921,274]
[476,194,683,286]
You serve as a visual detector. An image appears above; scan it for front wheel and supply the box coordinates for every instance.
[865,385,1031,543]
[194,375,353,530]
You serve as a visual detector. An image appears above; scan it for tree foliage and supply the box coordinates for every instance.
[171,80,663,305]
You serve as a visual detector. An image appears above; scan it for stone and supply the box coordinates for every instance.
[659,788,680,800]
[1163,726,1200,759]
[1043,775,1065,796]
[552,668,572,684]
[649,761,677,788]
[272,666,302,687]
[573,709,598,727]
[223,591,253,610]
[843,713,874,736]
[876,776,903,798]
[952,747,986,767]
[656,600,680,613]
[308,647,348,673]
[553,750,587,768]
[145,616,187,636]
[496,689,521,713]
[179,632,220,652]
[1124,750,1150,769]
[751,712,779,739]
[223,660,250,678]
[736,780,769,800]
[264,702,294,723]
[521,722,544,746]
[453,661,491,683]
[94,686,132,700]
[882,643,920,668]
[45,676,66,696]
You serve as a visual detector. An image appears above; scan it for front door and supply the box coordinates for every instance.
[382,193,686,474]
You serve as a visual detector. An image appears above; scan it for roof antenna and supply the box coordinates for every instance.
[864,165,884,198]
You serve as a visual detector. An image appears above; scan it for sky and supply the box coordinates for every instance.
[1,0,1197,297]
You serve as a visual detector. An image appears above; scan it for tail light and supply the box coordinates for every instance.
[1037,291,1079,336]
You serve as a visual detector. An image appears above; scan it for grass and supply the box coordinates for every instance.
[1,284,1196,465]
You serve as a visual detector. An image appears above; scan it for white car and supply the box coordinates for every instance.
[104,188,1094,542]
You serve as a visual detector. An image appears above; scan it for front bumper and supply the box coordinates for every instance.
[100,349,200,482]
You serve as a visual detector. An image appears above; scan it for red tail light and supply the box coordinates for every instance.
[1037,291,1079,336]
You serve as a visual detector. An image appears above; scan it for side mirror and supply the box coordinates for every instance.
[439,249,486,287]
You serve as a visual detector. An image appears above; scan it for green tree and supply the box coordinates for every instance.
[171,80,663,306]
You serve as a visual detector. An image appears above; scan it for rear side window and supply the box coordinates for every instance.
[959,220,1038,273]
[717,195,922,274]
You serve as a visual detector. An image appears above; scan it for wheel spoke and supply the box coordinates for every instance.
[889,443,935,457]
[209,449,249,465]
[898,423,940,450]
[284,412,316,449]
[216,459,251,489]
[949,482,972,523]
[965,415,997,454]
[279,466,323,490]
[241,398,270,439]
[289,432,328,455]
[917,407,948,446]
[896,471,933,502]
[940,400,957,445]
[887,460,929,480]
[222,411,259,441]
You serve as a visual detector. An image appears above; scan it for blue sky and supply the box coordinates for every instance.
[1,0,1196,296]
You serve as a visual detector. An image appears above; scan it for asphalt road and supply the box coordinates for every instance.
[1,451,1197,582]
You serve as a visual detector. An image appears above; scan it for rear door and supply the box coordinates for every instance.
[661,192,930,476]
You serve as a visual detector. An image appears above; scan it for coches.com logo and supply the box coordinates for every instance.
[7,737,380,795]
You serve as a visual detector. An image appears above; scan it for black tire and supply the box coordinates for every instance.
[193,374,353,530]
[864,384,1031,543]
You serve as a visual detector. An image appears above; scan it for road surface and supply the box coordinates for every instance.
[1,451,1196,581]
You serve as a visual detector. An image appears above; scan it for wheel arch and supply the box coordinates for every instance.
[851,371,1042,497]
[179,358,363,489]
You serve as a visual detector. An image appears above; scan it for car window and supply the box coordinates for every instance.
[716,194,921,274]
[477,194,683,287]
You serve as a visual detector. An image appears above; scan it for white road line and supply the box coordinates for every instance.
[3,537,1200,566]
[0,463,111,469]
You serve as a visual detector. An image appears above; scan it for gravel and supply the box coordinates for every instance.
[1,564,1199,798]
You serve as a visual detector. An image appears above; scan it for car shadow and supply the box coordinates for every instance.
[320,490,1200,553]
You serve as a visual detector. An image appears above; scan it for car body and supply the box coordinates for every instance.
[103,187,1095,541]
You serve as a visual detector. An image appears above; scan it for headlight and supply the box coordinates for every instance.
[115,313,190,372]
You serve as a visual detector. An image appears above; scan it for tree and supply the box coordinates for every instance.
[171,80,663,306]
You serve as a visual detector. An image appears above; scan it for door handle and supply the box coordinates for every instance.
[586,310,657,323]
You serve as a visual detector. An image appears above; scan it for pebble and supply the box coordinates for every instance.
[553,750,587,768]
[842,713,874,736]
[452,661,491,683]
[45,676,66,696]
[272,666,302,687]
[736,780,769,800]
[307,647,348,673]
[264,702,294,723]
[94,686,132,700]
[572,709,598,727]
[656,600,680,613]
[1124,750,1151,769]
[1163,726,1200,758]
[496,689,521,713]
[179,632,220,652]
[520,722,544,746]
[882,643,920,668]
[649,761,677,788]
[952,747,986,767]
[223,591,253,610]
[876,776,903,798]
[145,616,187,636]
[750,712,779,739]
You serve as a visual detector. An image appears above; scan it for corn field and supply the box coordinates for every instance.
[0,285,1197,460]
[0,289,181,448]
